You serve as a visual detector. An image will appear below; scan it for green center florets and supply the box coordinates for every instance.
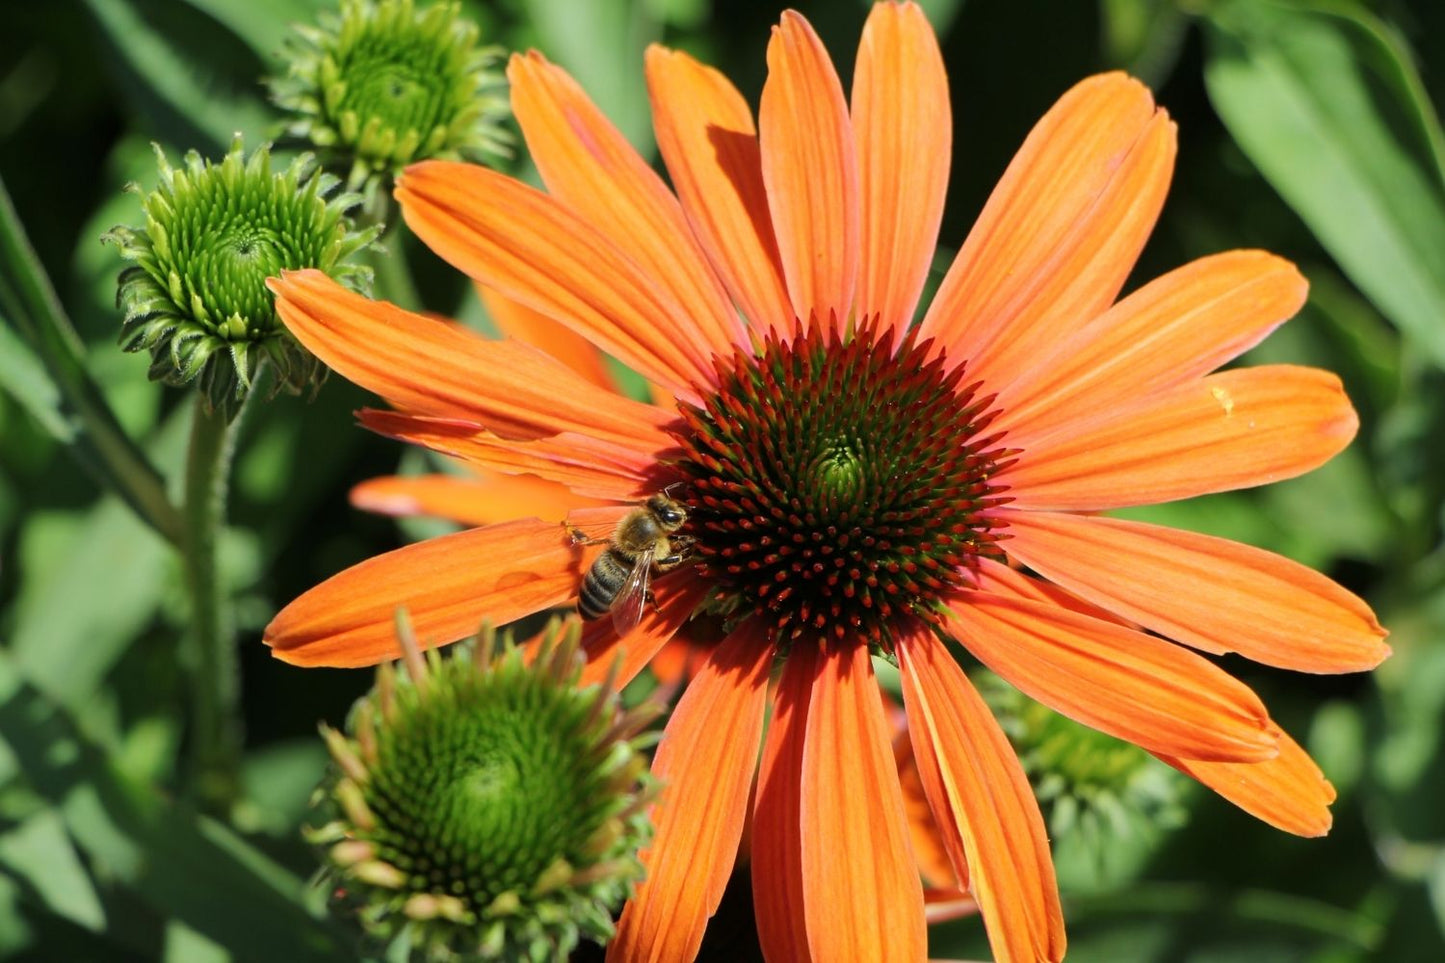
[313,620,655,960]
[367,702,599,896]
[674,321,1011,647]
[106,140,376,417]
[271,0,510,191]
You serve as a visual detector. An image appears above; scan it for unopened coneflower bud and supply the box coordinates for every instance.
[105,139,376,418]
[308,615,656,960]
[978,670,1186,890]
[270,0,510,203]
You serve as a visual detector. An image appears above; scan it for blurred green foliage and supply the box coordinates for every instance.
[2,0,1444,959]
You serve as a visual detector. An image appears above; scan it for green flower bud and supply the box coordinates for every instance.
[105,140,377,418]
[309,616,658,961]
[271,0,511,196]
[977,670,1187,891]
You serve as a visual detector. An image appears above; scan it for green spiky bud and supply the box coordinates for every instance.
[105,140,377,419]
[977,670,1187,892]
[270,0,511,197]
[309,616,658,961]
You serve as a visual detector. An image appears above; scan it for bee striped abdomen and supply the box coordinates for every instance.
[579,548,634,620]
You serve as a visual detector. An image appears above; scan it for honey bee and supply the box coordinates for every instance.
[573,492,693,636]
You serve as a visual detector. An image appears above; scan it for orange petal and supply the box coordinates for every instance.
[1004,511,1390,672]
[269,270,673,449]
[893,712,967,892]
[948,563,1278,762]
[396,162,717,400]
[752,639,816,963]
[609,620,773,963]
[264,518,578,667]
[760,11,859,332]
[646,46,793,334]
[350,470,598,527]
[799,644,926,961]
[997,251,1309,445]
[1003,365,1359,511]
[357,409,666,503]
[645,634,695,688]
[1157,727,1337,837]
[897,624,1066,963]
[476,284,616,393]
[921,73,1174,393]
[578,572,712,688]
[853,1,950,342]
[509,52,745,360]
[985,558,1141,630]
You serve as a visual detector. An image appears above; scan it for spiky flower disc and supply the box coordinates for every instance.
[675,319,1011,647]
[271,0,510,195]
[310,617,657,961]
[106,140,376,418]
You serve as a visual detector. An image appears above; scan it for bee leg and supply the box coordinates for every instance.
[654,542,695,572]
[654,535,696,572]
[564,524,607,547]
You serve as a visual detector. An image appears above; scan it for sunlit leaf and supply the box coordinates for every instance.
[0,650,351,961]
[0,319,76,444]
[1203,0,1445,368]
[0,809,106,931]
[163,920,229,963]
[10,500,171,708]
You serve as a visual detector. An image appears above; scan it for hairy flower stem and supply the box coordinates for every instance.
[183,392,245,810]
[0,174,181,545]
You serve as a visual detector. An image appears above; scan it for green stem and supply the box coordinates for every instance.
[369,230,421,311]
[358,187,422,309]
[183,394,243,811]
[0,173,182,545]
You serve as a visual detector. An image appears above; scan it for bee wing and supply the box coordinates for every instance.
[611,545,655,639]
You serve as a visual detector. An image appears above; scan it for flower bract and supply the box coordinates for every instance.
[106,140,376,417]
[271,0,510,200]
[311,616,657,960]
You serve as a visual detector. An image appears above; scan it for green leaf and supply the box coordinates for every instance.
[0,169,181,545]
[1430,849,1445,943]
[79,0,272,152]
[0,318,76,443]
[236,739,329,836]
[520,0,661,151]
[163,920,229,963]
[8,400,191,710]
[0,873,33,955]
[0,650,352,962]
[9,499,171,709]
[1203,0,1445,368]
[177,0,331,67]
[0,809,106,932]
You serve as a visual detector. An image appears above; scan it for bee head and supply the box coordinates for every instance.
[648,493,687,530]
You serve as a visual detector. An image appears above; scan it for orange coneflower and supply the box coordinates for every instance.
[265,3,1389,960]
